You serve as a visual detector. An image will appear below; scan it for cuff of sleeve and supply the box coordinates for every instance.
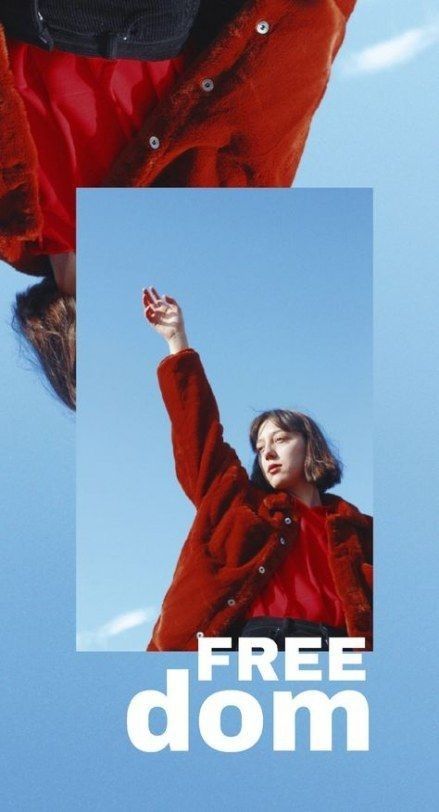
[157,347,199,374]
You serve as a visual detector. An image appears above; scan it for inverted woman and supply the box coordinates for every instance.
[0,1,356,408]
[143,288,373,652]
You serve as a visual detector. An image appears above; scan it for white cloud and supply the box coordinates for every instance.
[77,607,157,651]
[344,22,439,74]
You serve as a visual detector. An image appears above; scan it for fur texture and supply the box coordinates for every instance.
[0,28,45,274]
[147,349,372,651]
[0,0,356,273]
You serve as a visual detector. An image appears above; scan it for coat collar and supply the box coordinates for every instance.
[258,489,370,529]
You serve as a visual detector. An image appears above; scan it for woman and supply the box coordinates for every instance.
[0,0,357,272]
[0,1,356,407]
[1,3,185,409]
[143,288,373,652]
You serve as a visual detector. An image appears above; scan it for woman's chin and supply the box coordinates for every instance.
[270,474,291,491]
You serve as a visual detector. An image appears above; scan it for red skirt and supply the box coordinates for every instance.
[7,39,185,254]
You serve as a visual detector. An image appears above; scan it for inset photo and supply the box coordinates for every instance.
[77,188,372,652]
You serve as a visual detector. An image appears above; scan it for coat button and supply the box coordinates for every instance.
[196,631,204,638]
[149,136,160,149]
[258,566,266,574]
[256,21,270,35]
[227,598,236,606]
[201,78,214,92]
[284,517,292,525]
[279,537,287,545]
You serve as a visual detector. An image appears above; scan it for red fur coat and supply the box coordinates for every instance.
[147,350,373,651]
[0,0,356,273]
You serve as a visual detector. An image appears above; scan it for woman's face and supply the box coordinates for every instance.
[256,419,307,491]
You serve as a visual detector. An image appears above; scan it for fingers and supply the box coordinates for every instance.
[143,286,169,306]
[144,304,156,323]
[143,287,180,312]
[142,287,156,307]
[164,295,177,306]
[144,295,176,325]
[144,306,178,328]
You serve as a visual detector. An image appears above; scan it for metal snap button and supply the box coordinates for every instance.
[256,21,270,35]
[279,537,287,545]
[227,598,236,606]
[149,136,160,150]
[201,78,214,92]
[196,631,204,638]
[284,517,292,525]
[258,566,266,574]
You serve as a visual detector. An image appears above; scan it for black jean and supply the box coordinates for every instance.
[234,617,348,652]
[0,0,201,60]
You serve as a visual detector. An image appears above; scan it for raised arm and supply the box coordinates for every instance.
[142,288,242,506]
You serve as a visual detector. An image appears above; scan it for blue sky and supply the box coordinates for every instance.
[77,188,372,651]
[1,2,438,806]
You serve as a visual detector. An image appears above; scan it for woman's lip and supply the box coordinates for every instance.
[268,465,281,474]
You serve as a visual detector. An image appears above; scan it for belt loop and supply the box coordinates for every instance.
[274,619,288,651]
[37,22,54,50]
[320,623,329,651]
[105,33,119,59]
[34,1,54,50]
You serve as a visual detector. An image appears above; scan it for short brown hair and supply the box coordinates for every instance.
[249,409,342,493]
[12,275,76,411]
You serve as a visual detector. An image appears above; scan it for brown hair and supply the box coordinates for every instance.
[249,409,342,493]
[12,274,76,411]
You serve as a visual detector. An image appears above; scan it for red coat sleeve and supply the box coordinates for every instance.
[0,28,44,269]
[157,349,240,507]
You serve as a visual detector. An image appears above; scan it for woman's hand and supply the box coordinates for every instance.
[142,287,189,354]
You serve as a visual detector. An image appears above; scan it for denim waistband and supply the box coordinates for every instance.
[1,0,200,60]
[235,617,348,652]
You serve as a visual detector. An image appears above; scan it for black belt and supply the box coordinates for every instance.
[235,617,348,652]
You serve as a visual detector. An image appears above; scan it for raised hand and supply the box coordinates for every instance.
[142,287,189,354]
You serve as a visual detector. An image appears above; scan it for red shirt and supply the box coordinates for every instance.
[7,39,184,254]
[248,497,346,628]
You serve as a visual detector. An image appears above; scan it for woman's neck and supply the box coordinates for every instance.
[50,251,76,296]
[288,482,321,508]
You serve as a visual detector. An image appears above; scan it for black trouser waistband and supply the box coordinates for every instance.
[235,617,348,652]
[3,25,193,60]
[1,0,198,60]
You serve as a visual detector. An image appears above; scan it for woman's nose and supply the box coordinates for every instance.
[264,446,277,460]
